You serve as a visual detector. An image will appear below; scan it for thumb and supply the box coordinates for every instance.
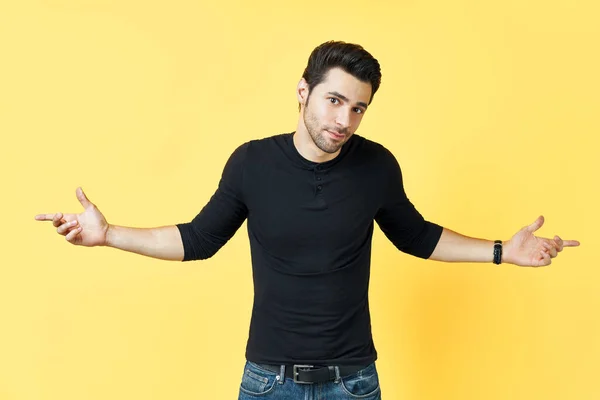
[76,187,93,209]
[526,215,544,233]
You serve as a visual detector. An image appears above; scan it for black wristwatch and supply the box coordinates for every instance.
[493,240,503,265]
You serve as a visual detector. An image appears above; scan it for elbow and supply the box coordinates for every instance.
[181,232,226,262]
[181,241,221,262]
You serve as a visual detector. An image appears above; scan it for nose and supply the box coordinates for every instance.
[335,108,351,130]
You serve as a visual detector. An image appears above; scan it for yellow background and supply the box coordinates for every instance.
[1,0,598,399]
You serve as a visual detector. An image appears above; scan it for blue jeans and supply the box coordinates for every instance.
[238,360,382,399]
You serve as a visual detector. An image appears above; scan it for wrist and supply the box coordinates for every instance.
[104,224,115,247]
[501,240,512,264]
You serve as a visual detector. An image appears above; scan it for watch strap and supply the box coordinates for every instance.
[493,240,503,265]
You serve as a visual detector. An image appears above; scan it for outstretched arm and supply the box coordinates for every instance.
[35,143,250,262]
[428,216,580,267]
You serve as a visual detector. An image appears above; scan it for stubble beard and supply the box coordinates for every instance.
[303,106,348,154]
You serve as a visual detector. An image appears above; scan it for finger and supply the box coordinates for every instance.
[76,187,92,209]
[52,213,64,227]
[563,240,580,247]
[553,235,564,251]
[546,239,560,251]
[65,226,82,243]
[538,250,552,266]
[57,220,78,235]
[527,215,545,233]
[35,214,58,221]
[542,242,558,258]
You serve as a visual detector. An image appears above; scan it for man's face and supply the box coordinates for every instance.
[300,68,372,154]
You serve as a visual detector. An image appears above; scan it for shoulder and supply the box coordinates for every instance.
[351,134,399,167]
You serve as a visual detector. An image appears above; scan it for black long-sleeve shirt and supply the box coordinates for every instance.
[176,132,443,366]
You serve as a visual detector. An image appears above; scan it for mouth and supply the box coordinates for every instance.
[325,129,345,140]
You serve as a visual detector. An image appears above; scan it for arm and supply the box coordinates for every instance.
[106,225,184,261]
[374,149,444,259]
[373,150,579,266]
[428,217,580,267]
[35,143,250,262]
[175,142,249,261]
[428,227,501,263]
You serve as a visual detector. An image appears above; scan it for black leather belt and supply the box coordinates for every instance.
[255,363,365,384]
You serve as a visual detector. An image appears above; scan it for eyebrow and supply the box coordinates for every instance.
[327,91,368,109]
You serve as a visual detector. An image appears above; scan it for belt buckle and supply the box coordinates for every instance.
[293,364,315,384]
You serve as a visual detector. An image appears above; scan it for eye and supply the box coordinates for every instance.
[353,108,364,114]
[329,97,339,104]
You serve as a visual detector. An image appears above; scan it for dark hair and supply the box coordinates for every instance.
[301,41,382,108]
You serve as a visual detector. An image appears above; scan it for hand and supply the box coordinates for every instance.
[503,215,580,267]
[35,187,109,247]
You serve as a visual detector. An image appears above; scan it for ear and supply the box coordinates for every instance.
[297,78,309,106]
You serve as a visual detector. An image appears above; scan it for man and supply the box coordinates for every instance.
[36,41,579,399]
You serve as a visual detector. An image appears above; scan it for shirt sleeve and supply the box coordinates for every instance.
[374,148,443,259]
[176,143,249,261]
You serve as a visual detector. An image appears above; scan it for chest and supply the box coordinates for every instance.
[244,164,384,251]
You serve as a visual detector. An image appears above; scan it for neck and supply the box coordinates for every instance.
[294,117,340,163]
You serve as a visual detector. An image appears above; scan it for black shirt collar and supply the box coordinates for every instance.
[283,131,355,171]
